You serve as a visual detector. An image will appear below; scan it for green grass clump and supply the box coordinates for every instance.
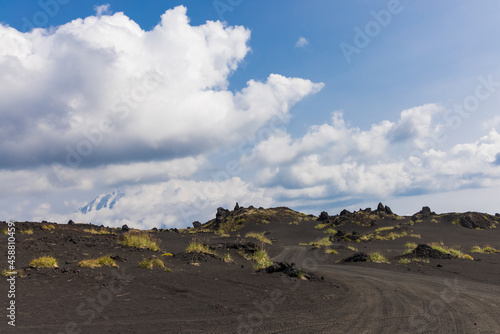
[186,240,215,255]
[314,223,329,229]
[251,249,273,270]
[306,237,332,248]
[245,232,272,245]
[30,256,58,268]
[78,256,117,268]
[83,228,111,235]
[289,221,299,225]
[214,230,230,237]
[429,242,473,260]
[1,228,7,235]
[161,253,174,257]
[20,229,34,235]
[41,224,55,231]
[223,253,233,263]
[471,246,499,254]
[367,251,390,263]
[347,246,358,251]
[138,258,165,269]
[324,248,338,254]
[398,257,429,264]
[119,232,160,251]
[323,228,337,235]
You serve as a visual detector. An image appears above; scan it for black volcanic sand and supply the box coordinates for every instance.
[1,205,500,333]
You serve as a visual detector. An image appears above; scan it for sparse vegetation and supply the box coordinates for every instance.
[186,239,215,255]
[2,269,25,278]
[347,246,358,252]
[251,249,273,270]
[314,223,329,229]
[289,221,299,225]
[30,256,58,268]
[83,228,111,235]
[303,237,332,248]
[161,253,174,257]
[367,251,389,263]
[41,224,55,231]
[119,232,160,251]
[471,246,500,254]
[325,248,338,254]
[429,242,473,260]
[323,228,337,235]
[20,229,34,235]
[1,228,7,235]
[402,242,418,255]
[214,230,230,237]
[223,253,233,263]
[398,257,429,264]
[138,258,165,269]
[245,232,272,245]
[78,256,117,268]
[260,219,270,224]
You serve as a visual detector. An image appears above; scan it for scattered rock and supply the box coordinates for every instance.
[234,202,240,211]
[377,202,385,212]
[384,205,393,215]
[318,211,329,221]
[122,224,130,232]
[339,209,351,217]
[437,264,443,268]
[264,262,323,281]
[68,220,75,225]
[342,252,368,262]
[403,244,452,259]
[192,221,202,229]
[459,212,493,229]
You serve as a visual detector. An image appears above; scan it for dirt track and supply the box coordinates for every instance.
[271,246,500,334]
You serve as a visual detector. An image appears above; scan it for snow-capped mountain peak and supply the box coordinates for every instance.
[78,191,125,214]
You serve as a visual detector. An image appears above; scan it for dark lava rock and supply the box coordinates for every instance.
[384,205,393,215]
[214,207,230,229]
[342,252,368,262]
[171,228,179,233]
[334,230,346,237]
[437,264,443,268]
[110,255,127,262]
[234,202,240,211]
[318,211,329,221]
[405,244,452,259]
[67,220,75,225]
[339,209,351,217]
[121,224,130,232]
[192,221,202,228]
[264,262,323,281]
[418,206,434,216]
[459,212,493,229]
[151,227,158,232]
[377,202,385,212]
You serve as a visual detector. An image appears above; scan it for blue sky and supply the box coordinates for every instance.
[0,1,499,228]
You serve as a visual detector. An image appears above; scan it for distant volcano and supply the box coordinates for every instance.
[78,191,125,214]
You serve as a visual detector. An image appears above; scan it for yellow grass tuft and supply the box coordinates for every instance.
[20,229,34,235]
[245,232,272,245]
[161,253,174,257]
[41,224,55,230]
[138,258,165,269]
[429,242,473,260]
[471,246,499,254]
[251,249,273,270]
[30,256,58,268]
[83,228,111,235]
[325,248,338,254]
[314,223,329,229]
[78,256,118,268]
[367,251,389,263]
[119,232,160,251]
[186,239,215,255]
